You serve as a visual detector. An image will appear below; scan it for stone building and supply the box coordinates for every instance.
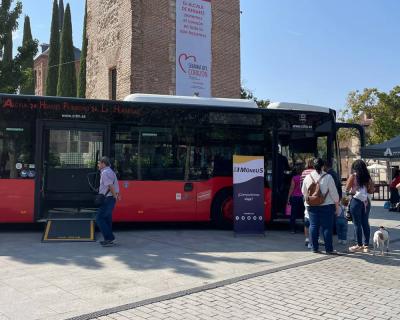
[86,0,241,100]
[34,44,81,96]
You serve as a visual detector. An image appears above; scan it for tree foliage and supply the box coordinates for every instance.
[0,0,22,93]
[0,0,22,48]
[241,86,270,108]
[19,16,38,94]
[46,0,60,96]
[58,0,64,34]
[57,3,76,97]
[77,0,87,98]
[340,86,400,144]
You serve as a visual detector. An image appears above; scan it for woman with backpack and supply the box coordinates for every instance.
[302,158,340,254]
[345,159,374,253]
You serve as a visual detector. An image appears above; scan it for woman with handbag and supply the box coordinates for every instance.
[345,159,374,253]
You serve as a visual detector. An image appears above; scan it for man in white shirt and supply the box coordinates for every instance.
[96,156,119,247]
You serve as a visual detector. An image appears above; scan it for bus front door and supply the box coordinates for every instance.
[36,121,109,219]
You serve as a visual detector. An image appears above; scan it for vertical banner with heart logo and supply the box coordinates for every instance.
[233,155,265,235]
[176,0,211,97]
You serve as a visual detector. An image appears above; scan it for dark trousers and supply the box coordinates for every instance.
[350,198,370,246]
[390,187,399,205]
[308,204,335,252]
[96,196,116,241]
[336,216,348,241]
[289,196,304,232]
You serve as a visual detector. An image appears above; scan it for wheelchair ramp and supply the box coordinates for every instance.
[42,209,96,242]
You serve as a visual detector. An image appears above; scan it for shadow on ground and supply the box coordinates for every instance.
[1,204,399,278]
[0,220,313,278]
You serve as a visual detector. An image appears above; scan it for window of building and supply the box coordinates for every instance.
[109,67,117,100]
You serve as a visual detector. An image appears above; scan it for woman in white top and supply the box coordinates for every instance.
[302,158,339,254]
[345,159,374,253]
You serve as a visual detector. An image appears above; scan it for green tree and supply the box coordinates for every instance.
[340,87,400,144]
[241,86,270,108]
[0,0,22,48]
[2,29,13,63]
[46,0,60,96]
[57,3,76,97]
[0,29,17,93]
[77,0,87,98]
[58,0,64,34]
[370,87,400,144]
[19,16,38,94]
[0,0,22,93]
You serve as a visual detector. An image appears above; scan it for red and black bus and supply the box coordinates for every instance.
[0,93,364,227]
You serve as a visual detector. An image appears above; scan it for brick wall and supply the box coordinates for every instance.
[86,0,132,100]
[211,0,241,98]
[34,55,48,96]
[34,54,81,96]
[131,0,175,95]
[86,0,240,100]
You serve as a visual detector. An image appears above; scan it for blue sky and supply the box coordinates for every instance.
[12,0,400,110]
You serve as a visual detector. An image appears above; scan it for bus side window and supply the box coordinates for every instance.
[0,124,35,179]
[113,126,195,181]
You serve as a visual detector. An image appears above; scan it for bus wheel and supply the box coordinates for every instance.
[211,188,233,229]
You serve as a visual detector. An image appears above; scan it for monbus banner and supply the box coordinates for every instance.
[233,155,265,235]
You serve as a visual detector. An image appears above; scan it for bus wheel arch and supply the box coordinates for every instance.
[210,187,233,229]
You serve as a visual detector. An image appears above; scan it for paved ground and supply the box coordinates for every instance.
[92,251,400,320]
[0,201,399,320]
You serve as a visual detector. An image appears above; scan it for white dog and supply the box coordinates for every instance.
[373,226,390,256]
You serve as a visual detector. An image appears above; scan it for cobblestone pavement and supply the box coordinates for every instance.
[91,250,400,320]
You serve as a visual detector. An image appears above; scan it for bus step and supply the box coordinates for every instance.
[42,219,96,242]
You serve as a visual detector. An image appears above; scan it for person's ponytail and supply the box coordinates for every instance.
[313,158,324,174]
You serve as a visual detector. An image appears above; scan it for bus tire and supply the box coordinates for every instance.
[211,188,233,229]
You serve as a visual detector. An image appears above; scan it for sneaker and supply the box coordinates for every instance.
[305,238,309,246]
[348,245,363,253]
[308,243,313,249]
[326,250,338,255]
[101,240,115,247]
[362,245,369,253]
[318,239,325,245]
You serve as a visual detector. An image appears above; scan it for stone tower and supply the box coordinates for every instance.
[86,0,240,100]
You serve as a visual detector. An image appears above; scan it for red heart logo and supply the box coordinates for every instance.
[178,53,197,73]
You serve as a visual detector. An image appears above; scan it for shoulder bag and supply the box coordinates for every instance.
[94,190,110,207]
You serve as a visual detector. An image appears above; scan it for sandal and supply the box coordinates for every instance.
[348,245,363,253]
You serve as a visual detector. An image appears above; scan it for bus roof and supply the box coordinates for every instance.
[267,102,331,113]
[124,93,258,109]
